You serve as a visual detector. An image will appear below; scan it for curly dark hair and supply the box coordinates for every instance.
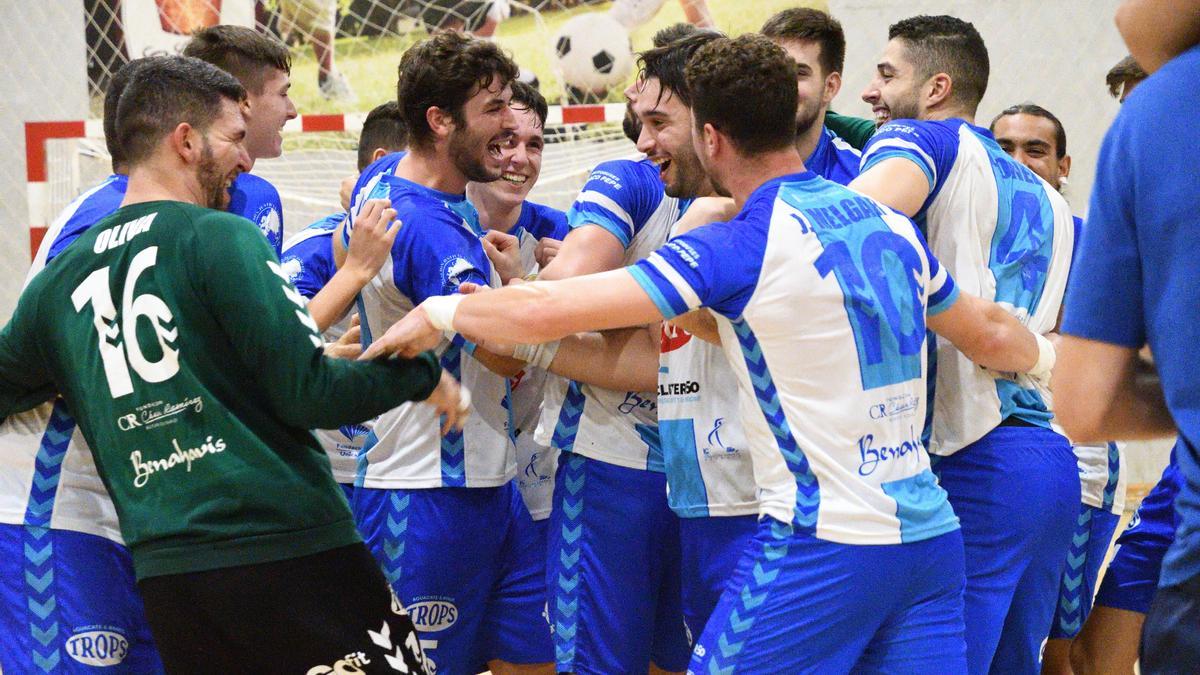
[888,15,989,111]
[636,30,723,108]
[116,56,246,167]
[397,31,519,149]
[509,79,548,129]
[760,8,846,77]
[183,25,291,95]
[685,34,797,154]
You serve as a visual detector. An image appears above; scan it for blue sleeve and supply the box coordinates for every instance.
[1060,112,1144,348]
[566,160,664,248]
[45,181,125,264]
[860,120,959,205]
[279,233,336,301]
[390,205,493,304]
[228,174,284,256]
[530,203,569,241]
[628,218,760,320]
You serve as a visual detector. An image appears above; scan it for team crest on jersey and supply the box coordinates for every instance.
[439,256,477,292]
[253,204,282,249]
[65,627,129,666]
[280,257,304,285]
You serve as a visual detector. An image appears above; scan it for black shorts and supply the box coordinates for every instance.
[138,544,431,673]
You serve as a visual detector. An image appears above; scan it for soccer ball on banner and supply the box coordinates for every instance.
[553,12,635,96]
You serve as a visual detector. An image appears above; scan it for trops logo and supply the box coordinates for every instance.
[408,597,458,632]
[66,628,129,666]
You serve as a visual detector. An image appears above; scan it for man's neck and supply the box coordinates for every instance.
[920,104,976,125]
[394,145,469,194]
[467,184,522,233]
[724,148,806,209]
[794,113,827,165]
[122,163,204,208]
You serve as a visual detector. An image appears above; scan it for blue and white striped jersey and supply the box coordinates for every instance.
[861,119,1075,456]
[551,159,689,472]
[659,142,861,519]
[352,174,515,489]
[631,172,961,544]
[342,151,406,249]
[501,201,568,520]
[280,213,372,485]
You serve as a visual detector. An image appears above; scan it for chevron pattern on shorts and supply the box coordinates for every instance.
[1102,442,1120,512]
[1055,506,1093,637]
[699,519,792,675]
[731,320,820,532]
[381,491,412,587]
[551,453,586,669]
[21,401,74,671]
[551,382,585,455]
[439,343,466,487]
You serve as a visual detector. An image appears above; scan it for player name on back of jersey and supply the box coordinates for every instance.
[796,194,885,231]
[93,212,157,253]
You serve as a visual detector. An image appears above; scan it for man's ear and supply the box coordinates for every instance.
[426,106,456,142]
[1059,154,1073,181]
[372,147,391,163]
[823,70,843,106]
[169,122,201,164]
[924,72,954,110]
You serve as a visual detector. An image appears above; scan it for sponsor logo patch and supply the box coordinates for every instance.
[408,598,458,632]
[66,628,129,666]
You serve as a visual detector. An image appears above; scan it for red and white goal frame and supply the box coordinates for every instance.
[25,102,629,260]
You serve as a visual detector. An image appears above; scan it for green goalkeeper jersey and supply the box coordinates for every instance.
[0,200,440,579]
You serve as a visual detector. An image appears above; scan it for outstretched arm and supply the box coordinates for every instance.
[362,269,664,360]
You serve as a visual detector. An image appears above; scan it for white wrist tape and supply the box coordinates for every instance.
[512,340,561,370]
[423,295,464,332]
[1029,333,1056,380]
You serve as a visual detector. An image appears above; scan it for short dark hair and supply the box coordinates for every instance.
[115,56,246,167]
[183,25,291,95]
[509,79,549,129]
[104,57,161,172]
[652,22,701,48]
[760,8,846,76]
[990,103,1068,159]
[1106,55,1148,98]
[357,102,408,171]
[686,34,797,154]
[637,30,724,108]
[889,15,990,111]
[396,31,519,150]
